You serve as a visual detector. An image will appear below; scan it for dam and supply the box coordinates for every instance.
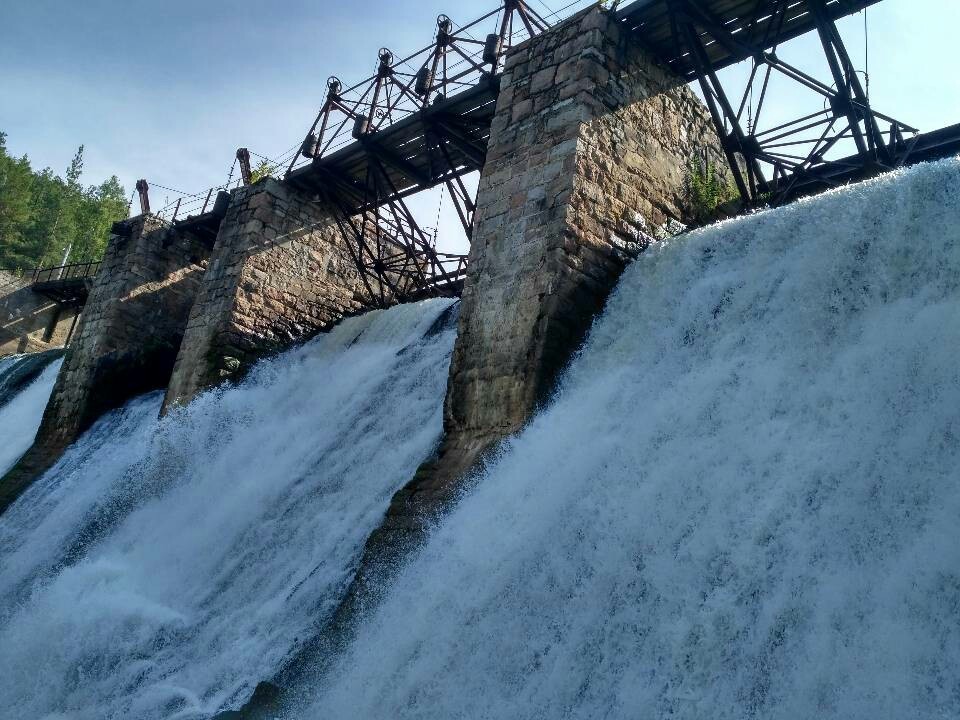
[4,0,958,511]
[1,1,959,718]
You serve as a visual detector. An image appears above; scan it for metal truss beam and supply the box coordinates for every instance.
[668,0,918,206]
[317,160,468,309]
[288,0,547,176]
[281,1,544,300]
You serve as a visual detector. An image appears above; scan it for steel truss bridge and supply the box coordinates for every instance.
[284,0,553,305]
[618,0,959,204]
[162,0,960,306]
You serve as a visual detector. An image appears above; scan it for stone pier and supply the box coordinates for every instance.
[375,5,727,547]
[198,8,736,714]
[163,178,370,409]
[0,215,210,512]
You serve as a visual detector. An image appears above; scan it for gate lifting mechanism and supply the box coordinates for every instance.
[287,1,551,306]
[665,0,918,206]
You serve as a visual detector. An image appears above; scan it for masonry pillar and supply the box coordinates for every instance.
[163,178,369,409]
[382,6,728,530]
[0,215,210,512]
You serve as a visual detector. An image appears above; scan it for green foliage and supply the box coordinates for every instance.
[0,131,128,272]
[249,159,278,184]
[686,154,737,224]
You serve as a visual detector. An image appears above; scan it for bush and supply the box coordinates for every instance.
[686,154,737,224]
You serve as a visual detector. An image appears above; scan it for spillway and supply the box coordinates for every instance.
[291,159,960,719]
[0,299,458,719]
[0,352,63,476]
[2,157,959,720]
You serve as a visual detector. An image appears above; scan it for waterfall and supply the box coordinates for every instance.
[0,298,458,720]
[0,352,63,476]
[292,158,960,719]
[3,156,959,720]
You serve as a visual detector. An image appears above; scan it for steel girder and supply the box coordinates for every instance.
[667,0,918,206]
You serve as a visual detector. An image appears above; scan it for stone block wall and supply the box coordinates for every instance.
[386,6,727,520]
[0,270,81,357]
[0,215,210,512]
[163,178,370,409]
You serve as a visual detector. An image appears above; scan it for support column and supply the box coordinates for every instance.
[387,6,728,528]
[163,178,370,409]
[0,215,210,512]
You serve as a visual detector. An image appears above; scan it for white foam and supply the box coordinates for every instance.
[0,298,458,720]
[299,159,960,720]
[0,357,63,476]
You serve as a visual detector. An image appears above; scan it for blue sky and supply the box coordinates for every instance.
[1,0,957,254]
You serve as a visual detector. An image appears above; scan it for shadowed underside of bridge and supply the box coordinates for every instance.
[286,79,498,214]
[619,0,881,76]
[30,261,101,306]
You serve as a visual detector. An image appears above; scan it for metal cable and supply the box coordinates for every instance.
[864,7,870,101]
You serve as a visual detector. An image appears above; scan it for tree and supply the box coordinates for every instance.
[249,159,277,184]
[0,132,37,271]
[0,132,128,271]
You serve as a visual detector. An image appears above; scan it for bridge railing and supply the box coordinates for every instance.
[156,181,240,223]
[32,261,101,285]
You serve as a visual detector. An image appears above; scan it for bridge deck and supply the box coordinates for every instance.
[282,0,891,214]
[616,0,881,79]
[279,0,956,223]
[31,261,100,305]
[286,79,499,213]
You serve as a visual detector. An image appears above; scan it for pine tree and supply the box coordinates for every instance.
[0,133,128,271]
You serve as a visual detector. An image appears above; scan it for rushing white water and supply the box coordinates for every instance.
[0,354,63,476]
[0,298,458,720]
[295,159,960,719]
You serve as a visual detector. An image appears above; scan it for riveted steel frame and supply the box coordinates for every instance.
[288,0,548,173]
[285,1,551,303]
[316,159,468,308]
[668,0,918,206]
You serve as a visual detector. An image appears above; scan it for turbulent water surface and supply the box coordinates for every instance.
[0,299,458,719]
[0,353,63,476]
[3,158,960,720]
[288,159,960,719]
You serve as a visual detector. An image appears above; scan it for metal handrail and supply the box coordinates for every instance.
[31,261,101,285]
